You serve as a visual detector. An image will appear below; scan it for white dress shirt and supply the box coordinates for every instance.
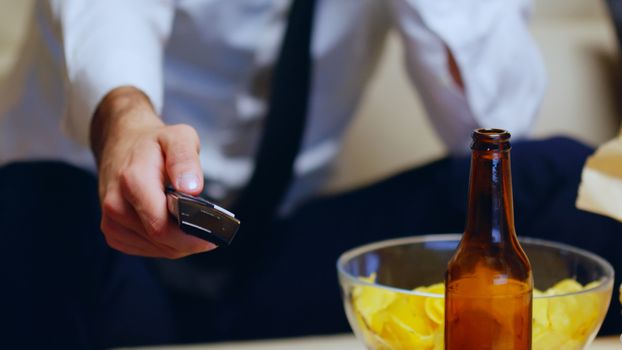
[0,0,545,213]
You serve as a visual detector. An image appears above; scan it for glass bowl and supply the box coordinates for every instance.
[337,234,614,350]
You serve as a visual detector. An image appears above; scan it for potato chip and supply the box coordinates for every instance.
[351,275,605,350]
[548,294,580,336]
[532,296,549,329]
[432,326,444,350]
[424,297,444,326]
[551,279,583,294]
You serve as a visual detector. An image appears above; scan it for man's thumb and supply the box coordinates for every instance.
[159,124,203,195]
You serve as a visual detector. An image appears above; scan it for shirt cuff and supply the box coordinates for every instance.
[409,0,546,139]
[57,0,172,147]
[62,49,164,147]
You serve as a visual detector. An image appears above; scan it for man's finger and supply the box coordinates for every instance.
[118,152,172,237]
[102,190,146,233]
[101,216,177,258]
[118,146,216,255]
[102,195,210,258]
[159,124,203,195]
[152,219,218,256]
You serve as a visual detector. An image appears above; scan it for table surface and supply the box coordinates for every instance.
[122,334,621,349]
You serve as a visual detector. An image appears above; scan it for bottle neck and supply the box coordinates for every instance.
[464,148,516,244]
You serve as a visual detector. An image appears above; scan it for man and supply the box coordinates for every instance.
[2,0,619,349]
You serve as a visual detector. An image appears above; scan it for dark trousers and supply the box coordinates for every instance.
[2,137,621,348]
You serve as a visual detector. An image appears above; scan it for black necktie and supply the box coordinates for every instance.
[158,0,318,312]
[235,0,317,222]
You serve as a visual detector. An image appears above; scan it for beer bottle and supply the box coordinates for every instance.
[444,129,533,350]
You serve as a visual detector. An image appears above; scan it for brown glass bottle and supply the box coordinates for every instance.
[444,129,533,350]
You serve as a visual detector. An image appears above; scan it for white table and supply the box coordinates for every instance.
[122,334,621,349]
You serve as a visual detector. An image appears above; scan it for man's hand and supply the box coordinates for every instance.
[91,86,216,258]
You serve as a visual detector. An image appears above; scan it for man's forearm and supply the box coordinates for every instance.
[90,86,161,167]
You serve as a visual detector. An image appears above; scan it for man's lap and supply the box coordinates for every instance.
[0,161,173,349]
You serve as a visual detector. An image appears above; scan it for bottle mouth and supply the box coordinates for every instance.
[471,128,511,151]
[473,128,511,140]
